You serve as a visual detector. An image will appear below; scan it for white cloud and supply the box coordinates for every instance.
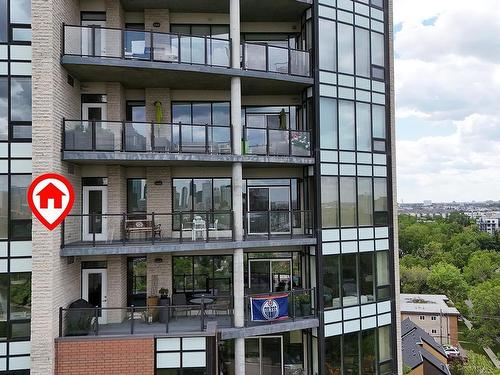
[395,0,500,202]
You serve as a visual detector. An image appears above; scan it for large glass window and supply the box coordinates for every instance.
[172,102,230,126]
[342,254,358,306]
[338,23,354,74]
[339,101,355,150]
[127,179,147,214]
[0,274,7,339]
[372,105,386,139]
[374,178,388,226]
[11,77,32,122]
[362,329,377,375]
[320,98,337,150]
[355,27,370,77]
[10,273,31,321]
[377,251,391,300]
[340,177,356,227]
[371,32,385,67]
[319,19,336,71]
[356,103,371,151]
[0,0,7,42]
[10,175,31,239]
[357,177,373,226]
[324,336,341,374]
[10,0,31,24]
[360,253,374,304]
[0,78,8,140]
[378,325,392,363]
[343,332,360,374]
[321,176,339,228]
[0,175,7,239]
[173,255,232,294]
[324,255,340,309]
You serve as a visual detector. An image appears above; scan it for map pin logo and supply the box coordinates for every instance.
[27,173,75,231]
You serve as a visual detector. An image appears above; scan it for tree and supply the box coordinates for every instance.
[468,278,500,348]
[462,352,497,375]
[447,212,473,227]
[463,250,500,285]
[400,265,430,294]
[427,263,468,303]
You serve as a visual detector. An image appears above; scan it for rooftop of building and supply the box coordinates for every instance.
[400,294,461,316]
[401,318,451,375]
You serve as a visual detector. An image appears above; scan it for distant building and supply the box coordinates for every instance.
[400,294,460,346]
[476,214,500,235]
[402,318,451,375]
[423,200,433,207]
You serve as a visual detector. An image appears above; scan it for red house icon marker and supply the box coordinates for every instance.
[36,183,66,209]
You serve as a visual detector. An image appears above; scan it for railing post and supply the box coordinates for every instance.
[150,30,154,61]
[288,129,292,157]
[122,213,127,244]
[267,210,271,240]
[205,124,209,154]
[94,307,99,336]
[150,122,155,152]
[265,44,269,72]
[290,211,293,239]
[59,307,63,337]
[288,47,292,75]
[291,290,295,321]
[121,29,125,58]
[92,214,96,247]
[232,212,236,241]
[201,297,205,331]
[91,121,96,151]
[205,212,209,242]
[179,123,183,153]
[61,219,65,249]
[92,26,96,57]
[151,212,155,245]
[165,305,169,334]
[121,121,125,152]
[61,118,66,151]
[131,305,135,334]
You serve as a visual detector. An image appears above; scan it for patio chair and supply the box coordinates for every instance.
[208,219,219,239]
[171,293,191,318]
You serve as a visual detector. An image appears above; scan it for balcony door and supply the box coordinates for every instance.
[82,102,107,123]
[82,269,108,324]
[81,12,107,56]
[247,186,291,235]
[246,336,284,375]
[248,259,292,293]
[82,186,108,242]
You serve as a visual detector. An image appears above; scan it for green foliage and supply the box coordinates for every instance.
[463,251,500,285]
[468,278,500,348]
[462,352,498,375]
[400,265,430,294]
[427,262,469,302]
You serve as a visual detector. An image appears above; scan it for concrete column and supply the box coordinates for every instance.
[230,0,245,373]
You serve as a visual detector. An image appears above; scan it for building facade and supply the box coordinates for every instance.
[401,294,459,347]
[20,0,399,373]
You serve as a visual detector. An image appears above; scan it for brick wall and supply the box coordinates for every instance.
[145,9,170,33]
[107,256,128,323]
[55,337,154,375]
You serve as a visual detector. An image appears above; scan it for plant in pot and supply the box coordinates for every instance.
[294,293,312,317]
[147,276,160,321]
[158,288,170,323]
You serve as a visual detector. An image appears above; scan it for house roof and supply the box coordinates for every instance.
[401,318,451,375]
[400,294,461,316]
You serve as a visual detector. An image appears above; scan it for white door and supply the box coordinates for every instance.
[81,20,107,56]
[83,186,108,242]
[82,269,108,324]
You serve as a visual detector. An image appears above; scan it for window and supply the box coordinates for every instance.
[419,316,425,320]
[378,325,392,363]
[358,178,373,226]
[127,179,147,215]
[360,253,374,304]
[171,24,229,39]
[339,100,355,150]
[0,0,6,42]
[343,332,359,374]
[10,273,31,320]
[324,336,341,374]
[374,178,388,226]
[321,176,339,228]
[362,329,377,375]
[355,27,370,77]
[11,77,32,139]
[11,27,32,42]
[0,175,7,239]
[356,103,371,151]
[342,254,358,306]
[340,177,356,227]
[323,255,340,308]
[173,178,232,229]
[431,329,437,334]
[172,102,230,126]
[0,77,8,140]
[173,255,232,293]
[320,98,337,150]
[10,0,31,24]
[126,101,146,122]
[319,19,336,71]
[0,274,7,339]
[10,175,31,239]
[376,251,390,300]
[338,23,354,74]
[431,316,437,321]
[372,105,386,139]
[371,32,385,68]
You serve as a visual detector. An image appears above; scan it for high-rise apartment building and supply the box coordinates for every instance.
[0,0,400,373]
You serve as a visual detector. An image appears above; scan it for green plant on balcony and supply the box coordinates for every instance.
[293,292,312,317]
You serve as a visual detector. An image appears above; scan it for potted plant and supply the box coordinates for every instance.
[158,288,170,323]
[147,277,160,321]
[294,293,312,317]
[143,310,154,324]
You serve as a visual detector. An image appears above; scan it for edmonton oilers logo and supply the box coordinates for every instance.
[261,299,279,320]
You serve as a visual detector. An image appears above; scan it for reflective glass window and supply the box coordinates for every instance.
[342,254,358,306]
[355,27,370,77]
[324,255,340,308]
[11,77,32,122]
[358,177,373,226]
[319,19,336,71]
[320,98,337,150]
[374,178,388,225]
[338,23,354,74]
[340,177,356,227]
[321,176,339,228]
[339,101,355,150]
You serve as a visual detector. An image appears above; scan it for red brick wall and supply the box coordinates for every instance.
[55,337,155,375]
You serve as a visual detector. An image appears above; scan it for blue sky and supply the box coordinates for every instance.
[394,0,500,203]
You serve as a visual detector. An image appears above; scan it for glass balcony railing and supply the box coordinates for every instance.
[62,25,312,77]
[242,42,311,77]
[63,120,232,155]
[63,24,231,68]
[63,120,312,157]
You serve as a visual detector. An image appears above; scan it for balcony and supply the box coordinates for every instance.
[58,288,317,338]
[60,210,315,256]
[61,25,313,94]
[62,120,313,165]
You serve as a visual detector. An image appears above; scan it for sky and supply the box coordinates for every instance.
[394,0,500,203]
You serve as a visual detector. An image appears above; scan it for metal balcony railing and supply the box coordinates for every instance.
[243,210,314,240]
[62,25,312,77]
[244,288,316,327]
[63,24,231,67]
[63,120,232,155]
[243,127,311,157]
